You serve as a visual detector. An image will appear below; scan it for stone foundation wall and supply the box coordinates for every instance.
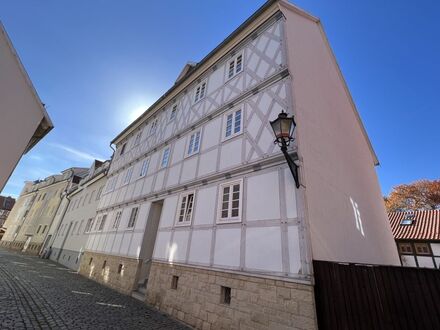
[78,251,141,295]
[146,262,317,330]
[0,240,41,255]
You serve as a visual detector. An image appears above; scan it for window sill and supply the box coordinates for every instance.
[221,131,243,143]
[184,151,200,160]
[226,69,243,83]
[175,222,191,227]
[216,218,242,224]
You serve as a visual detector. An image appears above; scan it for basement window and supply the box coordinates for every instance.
[171,275,179,290]
[221,286,231,305]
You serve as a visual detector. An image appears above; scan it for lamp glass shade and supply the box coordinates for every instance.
[270,112,296,143]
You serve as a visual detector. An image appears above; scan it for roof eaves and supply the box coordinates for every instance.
[111,0,280,145]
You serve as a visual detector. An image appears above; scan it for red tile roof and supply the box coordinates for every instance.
[388,210,440,241]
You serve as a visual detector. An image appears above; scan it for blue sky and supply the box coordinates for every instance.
[0,0,439,198]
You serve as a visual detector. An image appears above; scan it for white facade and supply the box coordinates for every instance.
[84,0,399,292]
[86,16,309,281]
[49,161,108,270]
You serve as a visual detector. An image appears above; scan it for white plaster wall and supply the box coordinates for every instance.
[159,196,178,229]
[245,226,282,272]
[153,231,172,260]
[193,186,216,225]
[246,171,280,221]
[281,2,400,265]
[430,243,440,256]
[400,255,417,267]
[416,256,435,268]
[0,25,50,190]
[188,229,212,264]
[214,227,241,268]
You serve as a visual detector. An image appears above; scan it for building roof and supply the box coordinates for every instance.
[109,0,379,166]
[388,210,440,241]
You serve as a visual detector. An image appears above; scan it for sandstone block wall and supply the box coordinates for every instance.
[78,251,141,295]
[146,262,317,330]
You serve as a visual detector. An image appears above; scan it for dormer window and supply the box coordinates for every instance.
[194,81,207,103]
[400,214,415,225]
[227,53,243,79]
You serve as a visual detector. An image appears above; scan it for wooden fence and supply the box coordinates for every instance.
[313,260,440,330]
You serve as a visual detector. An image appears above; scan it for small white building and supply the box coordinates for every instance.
[48,160,108,270]
[389,210,440,268]
[0,22,53,191]
[79,1,399,328]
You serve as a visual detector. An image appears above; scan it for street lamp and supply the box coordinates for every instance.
[270,110,300,188]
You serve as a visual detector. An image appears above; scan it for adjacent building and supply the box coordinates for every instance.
[48,160,108,270]
[78,1,399,329]
[0,195,15,227]
[0,22,53,191]
[0,195,15,240]
[389,210,440,268]
[0,167,88,255]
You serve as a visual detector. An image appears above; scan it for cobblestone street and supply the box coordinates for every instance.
[0,247,188,329]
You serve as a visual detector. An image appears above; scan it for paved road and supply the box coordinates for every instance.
[0,247,188,329]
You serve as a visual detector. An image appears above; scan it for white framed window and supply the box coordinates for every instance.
[217,179,243,223]
[160,147,171,169]
[139,159,149,178]
[150,118,158,135]
[186,130,201,157]
[123,167,134,185]
[169,104,178,122]
[127,207,139,228]
[227,52,243,79]
[223,108,243,140]
[176,192,195,226]
[96,185,104,200]
[133,131,142,146]
[85,218,93,233]
[194,81,207,103]
[98,214,107,231]
[112,211,122,229]
[106,176,117,193]
[94,216,102,231]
